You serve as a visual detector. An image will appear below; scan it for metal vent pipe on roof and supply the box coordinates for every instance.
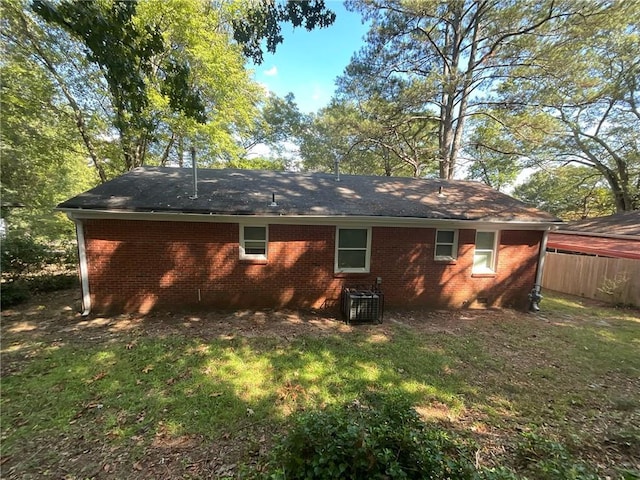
[190,146,198,199]
[334,158,340,182]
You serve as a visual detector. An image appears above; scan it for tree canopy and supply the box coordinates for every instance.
[485,0,640,212]
[1,0,336,242]
[2,0,637,251]
[325,0,639,211]
[341,0,575,180]
[514,166,616,221]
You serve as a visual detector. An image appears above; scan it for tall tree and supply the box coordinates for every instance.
[241,92,304,169]
[492,1,640,211]
[465,115,525,191]
[32,0,207,171]
[300,102,387,176]
[134,0,265,169]
[514,166,615,221]
[232,0,336,64]
[28,0,336,174]
[343,0,592,179]
[332,59,440,177]
[300,97,438,177]
[0,47,97,240]
[3,1,112,182]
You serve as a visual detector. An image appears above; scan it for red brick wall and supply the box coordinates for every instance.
[83,219,542,313]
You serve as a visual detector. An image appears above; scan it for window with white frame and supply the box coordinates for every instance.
[434,229,458,260]
[473,231,498,273]
[335,227,371,272]
[240,225,268,260]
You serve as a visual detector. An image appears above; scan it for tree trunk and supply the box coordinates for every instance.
[18,10,108,183]
[160,133,175,166]
[178,136,185,167]
[569,116,637,212]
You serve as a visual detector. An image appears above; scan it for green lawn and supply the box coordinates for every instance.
[1,290,638,478]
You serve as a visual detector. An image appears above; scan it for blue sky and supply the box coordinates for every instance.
[248,2,370,113]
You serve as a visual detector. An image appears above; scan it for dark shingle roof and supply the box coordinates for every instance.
[58,167,561,223]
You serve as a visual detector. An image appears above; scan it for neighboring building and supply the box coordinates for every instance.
[57,167,561,314]
[544,211,640,307]
[547,211,640,260]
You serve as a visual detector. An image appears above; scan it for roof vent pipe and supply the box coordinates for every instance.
[334,158,340,182]
[269,192,278,207]
[190,146,198,199]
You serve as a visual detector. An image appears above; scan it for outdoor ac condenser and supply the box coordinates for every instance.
[341,288,383,324]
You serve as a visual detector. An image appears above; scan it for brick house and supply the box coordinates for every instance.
[57,167,561,314]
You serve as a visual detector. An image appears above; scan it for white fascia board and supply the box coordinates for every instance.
[58,208,562,231]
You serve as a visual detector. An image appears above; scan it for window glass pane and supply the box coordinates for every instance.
[476,231,495,250]
[436,230,455,244]
[435,244,453,257]
[244,226,266,241]
[338,229,367,248]
[473,251,492,270]
[338,250,366,269]
[245,241,266,255]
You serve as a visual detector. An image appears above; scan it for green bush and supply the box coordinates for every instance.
[262,393,479,480]
[1,280,31,308]
[513,431,599,480]
[27,273,78,293]
[258,396,604,480]
[1,233,50,277]
[1,232,77,278]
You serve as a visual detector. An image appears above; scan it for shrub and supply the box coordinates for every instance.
[1,280,31,308]
[1,233,50,277]
[513,431,599,480]
[1,232,77,278]
[258,397,603,480]
[262,393,478,479]
[27,273,78,293]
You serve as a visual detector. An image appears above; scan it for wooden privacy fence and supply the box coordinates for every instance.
[542,252,640,307]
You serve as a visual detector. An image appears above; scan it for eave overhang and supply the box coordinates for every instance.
[58,207,563,231]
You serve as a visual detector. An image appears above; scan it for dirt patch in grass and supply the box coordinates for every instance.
[2,289,639,478]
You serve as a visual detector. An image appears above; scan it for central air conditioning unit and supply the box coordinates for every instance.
[341,287,384,324]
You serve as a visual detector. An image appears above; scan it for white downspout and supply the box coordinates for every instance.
[74,219,91,316]
[529,228,550,311]
[535,229,550,289]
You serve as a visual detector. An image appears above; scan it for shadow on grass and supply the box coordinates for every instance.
[1,326,473,473]
[1,290,639,477]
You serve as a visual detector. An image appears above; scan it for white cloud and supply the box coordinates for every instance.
[263,66,278,77]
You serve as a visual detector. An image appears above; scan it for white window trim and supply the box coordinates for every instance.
[434,229,458,261]
[239,224,268,260]
[473,230,499,274]
[334,226,372,273]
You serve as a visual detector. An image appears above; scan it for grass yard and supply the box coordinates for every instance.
[1,289,639,479]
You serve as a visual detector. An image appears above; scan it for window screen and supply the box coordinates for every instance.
[435,229,457,259]
[473,231,497,273]
[241,225,267,259]
[336,228,370,271]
